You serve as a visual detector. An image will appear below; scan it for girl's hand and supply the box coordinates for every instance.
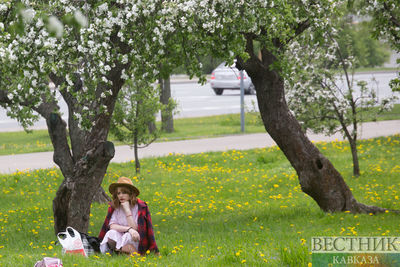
[121,201,131,213]
[129,228,140,242]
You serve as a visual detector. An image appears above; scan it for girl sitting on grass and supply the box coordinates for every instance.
[98,177,159,255]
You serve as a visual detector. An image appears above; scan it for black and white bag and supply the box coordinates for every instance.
[57,226,101,257]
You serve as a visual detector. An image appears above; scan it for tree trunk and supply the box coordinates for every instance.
[238,50,386,214]
[148,121,157,134]
[52,141,115,234]
[133,132,140,174]
[349,139,360,177]
[46,69,121,234]
[159,77,174,133]
[92,185,112,203]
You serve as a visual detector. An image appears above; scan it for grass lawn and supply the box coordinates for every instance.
[1,104,400,156]
[0,135,399,266]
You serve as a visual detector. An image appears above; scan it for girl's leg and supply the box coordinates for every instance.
[121,244,138,255]
[107,239,117,251]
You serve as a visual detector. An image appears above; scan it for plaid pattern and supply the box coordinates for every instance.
[81,234,95,256]
[98,199,159,255]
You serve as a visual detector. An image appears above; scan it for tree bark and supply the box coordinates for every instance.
[238,48,386,214]
[332,105,361,177]
[133,130,140,174]
[349,138,360,177]
[133,136,140,174]
[159,77,174,133]
[46,63,125,234]
[52,141,115,234]
[92,186,111,203]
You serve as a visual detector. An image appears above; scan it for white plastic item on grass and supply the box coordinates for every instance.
[34,257,63,267]
[57,226,87,257]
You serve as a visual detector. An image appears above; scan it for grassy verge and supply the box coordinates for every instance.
[0,135,399,266]
[354,67,398,73]
[1,104,400,156]
[158,112,264,141]
[375,103,400,121]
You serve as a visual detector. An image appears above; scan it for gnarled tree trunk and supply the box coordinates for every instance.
[52,141,115,233]
[238,46,386,214]
[45,63,126,234]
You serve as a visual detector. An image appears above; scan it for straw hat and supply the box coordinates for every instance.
[109,176,140,196]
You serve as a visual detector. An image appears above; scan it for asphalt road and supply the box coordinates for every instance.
[0,119,399,174]
[0,79,258,132]
[0,71,398,132]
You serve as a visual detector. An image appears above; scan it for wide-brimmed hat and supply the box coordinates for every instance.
[109,176,140,196]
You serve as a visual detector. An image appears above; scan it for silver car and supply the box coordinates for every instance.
[210,62,256,95]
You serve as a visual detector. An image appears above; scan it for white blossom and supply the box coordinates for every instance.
[0,4,8,12]
[74,10,88,28]
[20,8,36,23]
[97,3,108,14]
[66,75,73,86]
[121,55,128,64]
[36,19,44,28]
[48,16,64,38]
[121,69,128,80]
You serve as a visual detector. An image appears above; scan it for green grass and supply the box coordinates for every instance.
[0,135,399,266]
[375,103,400,121]
[354,67,399,73]
[0,130,54,155]
[1,104,400,156]
[158,112,264,141]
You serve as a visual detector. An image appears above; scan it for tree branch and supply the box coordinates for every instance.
[1,80,74,176]
[383,2,400,28]
[0,89,12,105]
[292,19,311,41]
[49,72,86,162]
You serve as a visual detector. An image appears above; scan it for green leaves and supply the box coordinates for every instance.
[390,77,400,92]
[111,79,162,146]
[286,13,398,141]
